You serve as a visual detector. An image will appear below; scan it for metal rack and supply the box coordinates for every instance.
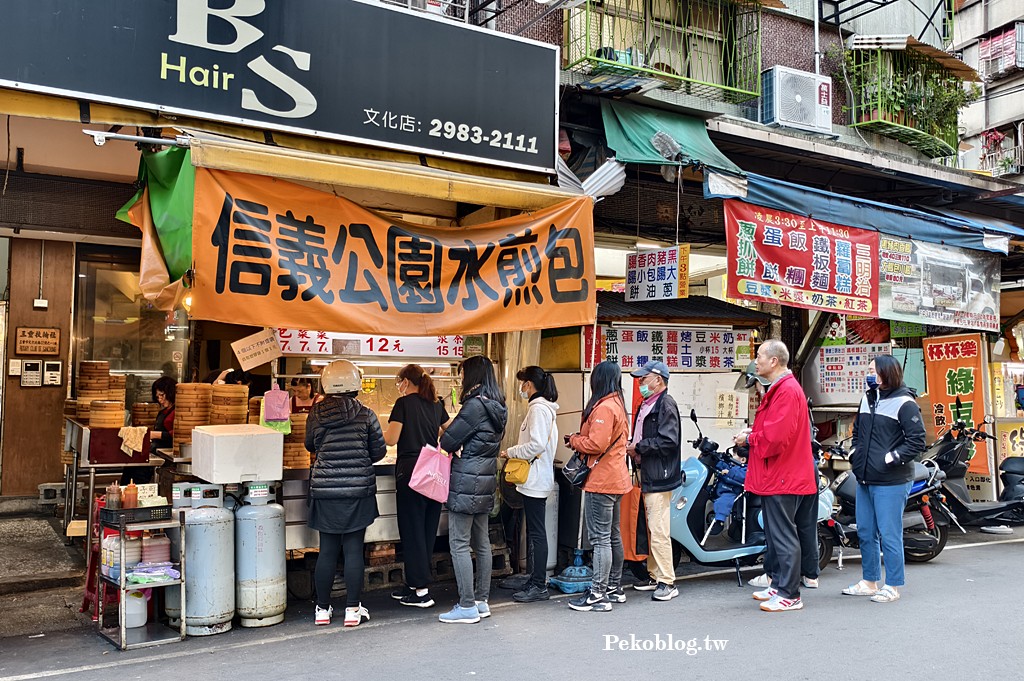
[96,513,186,651]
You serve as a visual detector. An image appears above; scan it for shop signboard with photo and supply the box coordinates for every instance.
[190,169,595,335]
[923,334,995,501]
[803,342,892,407]
[878,237,1000,333]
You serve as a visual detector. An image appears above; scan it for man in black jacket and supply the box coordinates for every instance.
[627,361,682,601]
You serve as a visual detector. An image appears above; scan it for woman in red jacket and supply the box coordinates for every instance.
[566,361,631,612]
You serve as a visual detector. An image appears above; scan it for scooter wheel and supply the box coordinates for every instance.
[817,530,834,571]
[904,523,948,563]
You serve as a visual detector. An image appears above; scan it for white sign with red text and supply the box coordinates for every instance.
[274,328,464,359]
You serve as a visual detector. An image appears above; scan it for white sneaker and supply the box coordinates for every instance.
[315,605,333,626]
[748,573,771,588]
[344,604,369,627]
[752,587,777,602]
[802,576,819,589]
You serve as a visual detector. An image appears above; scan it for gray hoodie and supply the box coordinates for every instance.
[506,397,559,498]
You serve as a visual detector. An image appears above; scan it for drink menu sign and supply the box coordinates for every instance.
[583,325,737,372]
[275,329,464,358]
[725,199,879,316]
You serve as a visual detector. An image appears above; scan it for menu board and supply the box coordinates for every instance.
[584,325,737,372]
[803,342,892,406]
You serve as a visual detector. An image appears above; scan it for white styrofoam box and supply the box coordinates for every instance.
[192,424,283,484]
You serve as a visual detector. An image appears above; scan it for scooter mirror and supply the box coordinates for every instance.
[985,415,994,424]
[955,396,963,419]
[690,408,698,423]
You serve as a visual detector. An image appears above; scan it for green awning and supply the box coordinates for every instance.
[601,99,743,175]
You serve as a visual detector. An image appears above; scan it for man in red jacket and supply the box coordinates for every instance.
[733,339,818,612]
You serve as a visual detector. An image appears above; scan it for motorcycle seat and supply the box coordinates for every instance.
[912,462,932,482]
[1000,457,1024,476]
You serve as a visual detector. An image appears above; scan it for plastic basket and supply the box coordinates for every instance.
[99,505,173,526]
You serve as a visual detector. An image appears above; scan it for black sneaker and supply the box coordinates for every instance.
[652,583,680,601]
[607,586,627,603]
[513,585,550,603]
[499,574,530,590]
[632,579,658,591]
[400,591,435,608]
[708,520,725,536]
[391,586,413,601]
[568,590,612,612]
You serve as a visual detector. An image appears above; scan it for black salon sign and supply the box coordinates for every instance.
[0,0,558,172]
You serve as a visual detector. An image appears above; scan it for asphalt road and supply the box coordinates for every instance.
[1,536,1022,681]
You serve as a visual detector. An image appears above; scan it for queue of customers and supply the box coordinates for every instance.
[304,343,923,626]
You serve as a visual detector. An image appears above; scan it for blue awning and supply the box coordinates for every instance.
[704,171,1022,254]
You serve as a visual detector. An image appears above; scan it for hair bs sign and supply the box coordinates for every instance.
[0,0,558,172]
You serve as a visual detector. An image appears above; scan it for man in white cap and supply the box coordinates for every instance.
[626,360,682,601]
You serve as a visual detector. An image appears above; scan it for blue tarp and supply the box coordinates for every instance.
[704,171,1023,254]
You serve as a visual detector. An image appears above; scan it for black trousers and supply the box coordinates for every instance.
[522,495,548,589]
[762,494,819,599]
[315,529,366,608]
[396,480,443,589]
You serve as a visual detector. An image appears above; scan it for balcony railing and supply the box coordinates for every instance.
[980,145,1024,177]
[563,0,762,103]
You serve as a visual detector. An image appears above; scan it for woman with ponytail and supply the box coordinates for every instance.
[384,364,452,608]
[501,366,559,603]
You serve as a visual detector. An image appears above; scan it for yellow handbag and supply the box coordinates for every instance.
[504,457,532,485]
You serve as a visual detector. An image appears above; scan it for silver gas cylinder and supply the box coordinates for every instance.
[235,481,287,627]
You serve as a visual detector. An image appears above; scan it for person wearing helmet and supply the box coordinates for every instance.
[306,359,386,628]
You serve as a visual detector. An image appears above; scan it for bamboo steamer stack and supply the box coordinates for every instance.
[173,383,212,455]
[89,401,126,429]
[77,361,110,421]
[283,412,311,468]
[132,402,161,427]
[248,397,263,424]
[210,384,249,425]
[106,374,127,405]
[61,399,77,465]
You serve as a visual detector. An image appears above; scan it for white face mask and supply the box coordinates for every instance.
[519,383,530,400]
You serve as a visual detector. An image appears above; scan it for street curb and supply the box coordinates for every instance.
[0,571,84,596]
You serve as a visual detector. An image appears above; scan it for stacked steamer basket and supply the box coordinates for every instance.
[89,401,126,429]
[173,383,212,455]
[132,402,161,428]
[283,412,310,468]
[106,374,127,406]
[77,361,110,422]
[210,384,249,425]
[61,399,77,465]
[248,397,263,424]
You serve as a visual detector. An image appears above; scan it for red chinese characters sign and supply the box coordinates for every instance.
[725,200,879,316]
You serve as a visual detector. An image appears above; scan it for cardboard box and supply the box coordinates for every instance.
[192,424,283,484]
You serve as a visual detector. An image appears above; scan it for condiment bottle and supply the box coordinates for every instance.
[122,480,138,509]
[106,482,121,510]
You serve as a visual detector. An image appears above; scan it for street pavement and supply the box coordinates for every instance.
[1,535,1022,681]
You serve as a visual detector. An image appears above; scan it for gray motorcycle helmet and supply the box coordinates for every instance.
[736,360,772,391]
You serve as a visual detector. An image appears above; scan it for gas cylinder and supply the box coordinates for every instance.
[235,481,286,627]
[164,483,192,623]
[166,484,235,636]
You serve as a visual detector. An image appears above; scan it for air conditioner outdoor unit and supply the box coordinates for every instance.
[760,65,833,135]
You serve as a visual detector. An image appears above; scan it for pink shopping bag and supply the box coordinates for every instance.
[409,445,451,503]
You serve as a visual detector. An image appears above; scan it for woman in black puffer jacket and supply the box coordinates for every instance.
[437,356,507,624]
[305,360,386,628]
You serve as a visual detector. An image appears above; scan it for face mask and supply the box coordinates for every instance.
[866,375,878,390]
[519,390,529,400]
[639,383,653,399]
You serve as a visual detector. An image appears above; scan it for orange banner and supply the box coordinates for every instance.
[922,334,990,478]
[190,168,595,335]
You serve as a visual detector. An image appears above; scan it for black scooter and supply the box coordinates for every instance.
[928,397,1024,528]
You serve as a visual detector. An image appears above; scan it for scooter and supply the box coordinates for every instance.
[663,410,834,585]
[927,397,1024,527]
[823,438,952,564]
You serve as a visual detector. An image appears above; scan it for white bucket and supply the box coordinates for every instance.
[125,591,149,629]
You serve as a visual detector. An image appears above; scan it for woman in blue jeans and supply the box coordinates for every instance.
[843,355,926,603]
